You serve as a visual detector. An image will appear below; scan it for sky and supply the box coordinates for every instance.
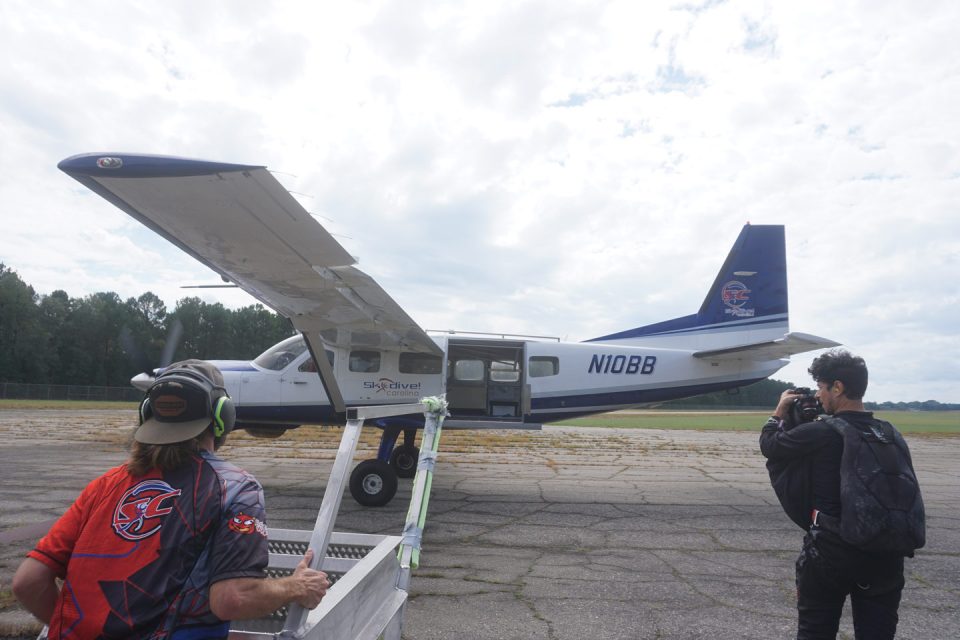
[1,1,958,403]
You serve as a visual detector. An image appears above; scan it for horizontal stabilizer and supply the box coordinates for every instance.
[692,332,840,361]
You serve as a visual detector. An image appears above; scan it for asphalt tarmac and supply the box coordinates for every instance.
[0,409,957,639]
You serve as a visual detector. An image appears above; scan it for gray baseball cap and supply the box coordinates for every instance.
[134,360,225,445]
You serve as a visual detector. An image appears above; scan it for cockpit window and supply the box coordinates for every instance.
[299,350,335,373]
[253,335,308,371]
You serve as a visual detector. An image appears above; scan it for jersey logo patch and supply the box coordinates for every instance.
[229,512,267,536]
[113,480,182,541]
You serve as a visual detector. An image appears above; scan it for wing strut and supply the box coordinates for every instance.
[301,331,346,414]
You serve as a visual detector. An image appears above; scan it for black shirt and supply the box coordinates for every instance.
[760,410,876,522]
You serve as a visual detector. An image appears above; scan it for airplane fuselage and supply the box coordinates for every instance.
[149,332,784,433]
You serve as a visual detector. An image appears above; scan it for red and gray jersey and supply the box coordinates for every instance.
[28,450,268,639]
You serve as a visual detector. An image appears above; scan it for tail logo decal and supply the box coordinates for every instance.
[721,281,755,318]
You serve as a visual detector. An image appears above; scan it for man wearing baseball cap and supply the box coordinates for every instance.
[13,360,329,639]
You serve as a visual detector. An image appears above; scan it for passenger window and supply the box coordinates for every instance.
[453,359,484,381]
[490,360,520,382]
[399,352,442,374]
[529,356,559,378]
[349,350,381,373]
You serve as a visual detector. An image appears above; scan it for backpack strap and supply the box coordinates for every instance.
[810,416,848,535]
[822,414,849,437]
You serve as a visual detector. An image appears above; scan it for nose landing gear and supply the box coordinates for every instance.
[349,459,398,507]
[348,426,420,506]
[390,444,420,478]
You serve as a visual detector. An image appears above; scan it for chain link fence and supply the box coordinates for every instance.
[0,382,141,402]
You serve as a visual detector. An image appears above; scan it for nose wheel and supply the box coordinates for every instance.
[349,459,398,507]
[349,426,420,506]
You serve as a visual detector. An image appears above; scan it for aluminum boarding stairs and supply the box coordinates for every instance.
[228,398,448,640]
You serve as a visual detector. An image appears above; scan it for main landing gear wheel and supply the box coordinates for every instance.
[349,459,398,507]
[390,444,420,479]
[244,427,290,439]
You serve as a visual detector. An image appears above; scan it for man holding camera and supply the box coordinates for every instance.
[760,349,923,640]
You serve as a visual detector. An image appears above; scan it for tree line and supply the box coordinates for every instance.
[2,263,957,409]
[663,378,795,409]
[0,264,295,387]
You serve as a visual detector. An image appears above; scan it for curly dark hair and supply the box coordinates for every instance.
[808,349,868,400]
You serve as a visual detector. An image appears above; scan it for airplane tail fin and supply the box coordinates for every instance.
[587,224,816,354]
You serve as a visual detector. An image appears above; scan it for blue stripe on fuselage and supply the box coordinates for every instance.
[528,377,766,421]
[235,404,425,430]
[236,404,339,426]
[234,379,765,428]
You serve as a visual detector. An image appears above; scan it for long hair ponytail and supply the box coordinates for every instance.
[127,438,202,477]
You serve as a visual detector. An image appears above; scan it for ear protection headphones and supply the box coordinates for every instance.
[139,366,236,440]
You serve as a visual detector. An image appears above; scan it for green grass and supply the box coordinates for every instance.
[556,411,769,431]
[872,411,960,434]
[555,410,960,435]
[1,400,955,434]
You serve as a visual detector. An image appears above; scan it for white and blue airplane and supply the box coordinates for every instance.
[59,153,838,506]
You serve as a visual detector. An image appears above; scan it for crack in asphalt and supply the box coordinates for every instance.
[2,412,958,639]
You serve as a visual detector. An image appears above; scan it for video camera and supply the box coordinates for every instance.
[788,387,823,427]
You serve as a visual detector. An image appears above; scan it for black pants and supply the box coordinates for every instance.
[795,530,905,639]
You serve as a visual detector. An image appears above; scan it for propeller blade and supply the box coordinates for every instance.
[119,325,153,377]
[160,318,184,368]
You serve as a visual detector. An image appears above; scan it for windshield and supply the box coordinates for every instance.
[253,335,308,371]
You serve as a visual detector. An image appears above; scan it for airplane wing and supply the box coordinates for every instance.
[60,153,443,412]
[692,332,840,361]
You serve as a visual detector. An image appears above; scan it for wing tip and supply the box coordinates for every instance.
[58,153,264,179]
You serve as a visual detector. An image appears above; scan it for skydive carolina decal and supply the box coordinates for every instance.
[112,480,182,541]
[363,378,422,397]
[588,354,656,374]
[721,281,755,317]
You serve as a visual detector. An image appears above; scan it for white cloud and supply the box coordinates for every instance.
[1,0,957,402]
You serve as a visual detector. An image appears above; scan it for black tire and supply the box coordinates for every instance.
[243,427,289,439]
[390,444,420,479]
[349,459,398,507]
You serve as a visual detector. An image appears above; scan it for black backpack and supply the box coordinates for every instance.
[820,416,925,554]
[766,455,814,531]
